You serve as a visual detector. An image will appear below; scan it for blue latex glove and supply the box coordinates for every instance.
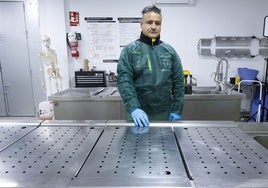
[131,108,149,127]
[131,126,149,134]
[169,112,181,122]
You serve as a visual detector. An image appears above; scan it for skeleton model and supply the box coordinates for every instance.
[39,35,62,96]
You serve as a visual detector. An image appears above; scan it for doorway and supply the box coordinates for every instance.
[0,1,35,116]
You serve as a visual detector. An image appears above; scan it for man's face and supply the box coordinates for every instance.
[140,12,162,39]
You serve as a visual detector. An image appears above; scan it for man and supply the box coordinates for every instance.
[117,5,184,127]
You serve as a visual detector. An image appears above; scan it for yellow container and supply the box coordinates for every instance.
[184,70,190,76]
[235,76,240,85]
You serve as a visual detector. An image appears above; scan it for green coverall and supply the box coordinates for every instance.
[117,33,184,121]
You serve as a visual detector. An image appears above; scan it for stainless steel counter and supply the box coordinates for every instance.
[49,87,245,121]
[0,120,267,187]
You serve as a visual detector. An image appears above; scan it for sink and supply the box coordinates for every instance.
[254,136,268,150]
[183,87,245,120]
[191,86,244,95]
[238,123,268,150]
[192,89,220,94]
[192,87,220,94]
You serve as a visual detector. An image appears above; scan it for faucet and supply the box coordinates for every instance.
[213,58,229,93]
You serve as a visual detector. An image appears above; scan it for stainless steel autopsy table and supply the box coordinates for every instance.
[0,120,267,188]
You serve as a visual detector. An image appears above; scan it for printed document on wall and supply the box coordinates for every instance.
[87,18,119,63]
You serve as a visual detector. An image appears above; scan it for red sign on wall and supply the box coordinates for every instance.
[69,11,79,26]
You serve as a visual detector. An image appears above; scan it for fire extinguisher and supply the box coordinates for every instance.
[67,32,79,58]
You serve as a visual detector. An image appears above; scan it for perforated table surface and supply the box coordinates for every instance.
[69,126,191,187]
[0,121,104,188]
[0,120,41,152]
[178,126,268,188]
[0,120,268,188]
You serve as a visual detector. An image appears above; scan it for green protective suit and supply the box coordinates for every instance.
[117,33,184,121]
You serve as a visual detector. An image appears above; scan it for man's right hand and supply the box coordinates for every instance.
[131,108,149,127]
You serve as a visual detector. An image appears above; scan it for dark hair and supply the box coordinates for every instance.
[142,5,161,16]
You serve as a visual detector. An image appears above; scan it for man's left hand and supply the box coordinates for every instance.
[169,112,181,121]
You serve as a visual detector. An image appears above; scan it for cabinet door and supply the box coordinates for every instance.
[0,2,35,116]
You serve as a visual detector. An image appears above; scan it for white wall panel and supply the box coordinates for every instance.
[39,0,268,87]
